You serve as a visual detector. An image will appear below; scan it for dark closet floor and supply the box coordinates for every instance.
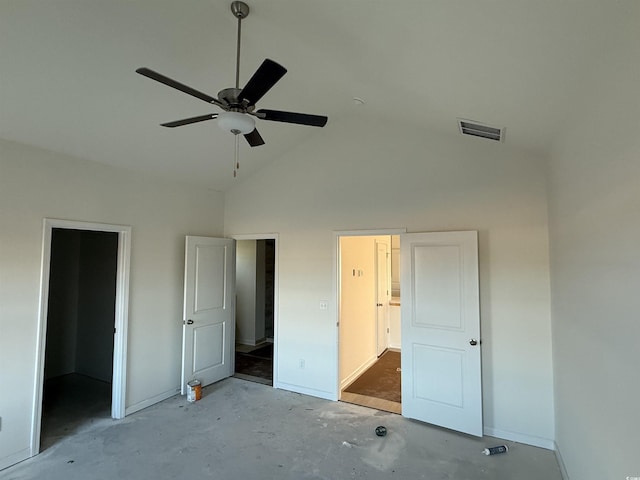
[234,343,273,385]
[41,373,111,451]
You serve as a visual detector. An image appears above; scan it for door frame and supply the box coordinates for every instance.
[231,233,279,388]
[333,228,406,398]
[375,240,390,356]
[31,218,131,456]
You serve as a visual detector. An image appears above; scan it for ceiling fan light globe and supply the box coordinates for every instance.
[217,111,255,135]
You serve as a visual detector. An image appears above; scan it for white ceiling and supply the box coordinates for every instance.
[0,1,631,191]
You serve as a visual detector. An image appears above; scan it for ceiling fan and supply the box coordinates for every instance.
[136,1,327,175]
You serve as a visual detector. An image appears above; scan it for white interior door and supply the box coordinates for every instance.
[376,241,389,356]
[400,231,482,436]
[181,236,235,394]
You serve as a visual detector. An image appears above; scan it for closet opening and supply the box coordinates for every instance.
[41,228,118,450]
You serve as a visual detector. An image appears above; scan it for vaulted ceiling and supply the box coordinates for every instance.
[0,1,632,191]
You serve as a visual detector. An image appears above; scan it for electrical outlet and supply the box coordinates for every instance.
[299,359,305,369]
[319,301,328,310]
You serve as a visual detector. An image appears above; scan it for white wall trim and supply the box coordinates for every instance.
[112,227,131,420]
[483,426,555,450]
[333,228,407,237]
[0,448,31,472]
[554,441,570,479]
[125,387,181,416]
[340,355,378,391]
[232,233,280,241]
[231,233,279,389]
[31,218,131,457]
[275,382,336,401]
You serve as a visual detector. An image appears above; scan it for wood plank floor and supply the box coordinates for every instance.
[340,391,402,414]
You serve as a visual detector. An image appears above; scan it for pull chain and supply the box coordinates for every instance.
[233,134,240,177]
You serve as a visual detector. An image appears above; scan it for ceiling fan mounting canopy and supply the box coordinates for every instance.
[135,0,327,149]
[230,1,250,19]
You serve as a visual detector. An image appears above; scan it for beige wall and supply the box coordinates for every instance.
[339,235,390,388]
[0,138,224,469]
[236,240,258,345]
[224,115,554,447]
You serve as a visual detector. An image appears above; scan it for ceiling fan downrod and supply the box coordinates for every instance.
[230,1,249,178]
[231,1,250,90]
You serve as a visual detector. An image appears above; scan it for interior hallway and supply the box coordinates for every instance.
[341,350,401,414]
[4,377,563,480]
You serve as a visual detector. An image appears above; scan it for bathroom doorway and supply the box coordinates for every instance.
[234,237,277,386]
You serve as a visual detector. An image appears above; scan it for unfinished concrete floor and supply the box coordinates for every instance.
[2,378,563,480]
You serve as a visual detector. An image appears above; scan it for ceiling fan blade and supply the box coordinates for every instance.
[256,109,328,127]
[238,59,287,106]
[243,128,265,147]
[160,113,218,128]
[136,67,225,107]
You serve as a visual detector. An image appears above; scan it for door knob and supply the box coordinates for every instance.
[186,319,194,325]
[469,339,478,346]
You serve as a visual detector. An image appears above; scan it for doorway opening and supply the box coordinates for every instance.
[41,229,117,449]
[335,229,483,435]
[234,238,276,386]
[338,234,402,414]
[32,219,131,456]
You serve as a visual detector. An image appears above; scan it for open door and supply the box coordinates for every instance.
[400,231,482,436]
[181,236,235,394]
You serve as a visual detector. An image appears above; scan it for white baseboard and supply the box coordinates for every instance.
[339,355,378,391]
[554,441,570,479]
[483,426,555,450]
[124,387,180,416]
[275,381,336,401]
[0,447,31,472]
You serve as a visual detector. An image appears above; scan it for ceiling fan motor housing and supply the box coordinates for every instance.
[217,87,246,108]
